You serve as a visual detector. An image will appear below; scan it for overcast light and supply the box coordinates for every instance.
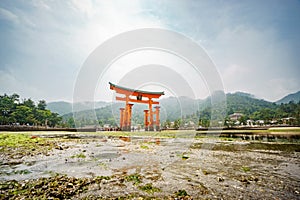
[0,0,299,102]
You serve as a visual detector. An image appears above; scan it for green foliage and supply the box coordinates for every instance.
[241,166,251,172]
[0,174,111,199]
[47,101,109,115]
[71,153,86,159]
[0,93,62,127]
[173,119,181,129]
[125,173,142,185]
[37,100,47,110]
[95,176,111,181]
[175,189,189,197]
[276,91,300,104]
[0,133,59,159]
[67,117,75,128]
[0,133,44,148]
[140,144,149,149]
[61,92,300,128]
[138,183,161,193]
[226,93,275,116]
[63,103,123,128]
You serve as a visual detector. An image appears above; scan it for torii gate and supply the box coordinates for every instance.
[109,82,164,131]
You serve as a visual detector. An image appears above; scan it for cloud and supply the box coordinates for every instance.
[0,0,166,102]
[210,24,300,101]
[31,0,51,11]
[0,69,45,101]
[0,7,19,24]
[266,78,300,101]
[70,0,94,18]
[221,64,250,91]
[68,0,164,56]
[0,0,299,102]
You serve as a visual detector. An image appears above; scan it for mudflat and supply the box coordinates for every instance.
[0,130,299,199]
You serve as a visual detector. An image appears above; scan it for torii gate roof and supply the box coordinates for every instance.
[109,82,164,99]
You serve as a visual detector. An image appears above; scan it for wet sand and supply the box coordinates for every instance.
[0,132,300,199]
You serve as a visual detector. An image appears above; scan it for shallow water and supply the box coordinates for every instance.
[1,133,300,199]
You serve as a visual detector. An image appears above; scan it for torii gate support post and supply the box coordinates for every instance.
[127,103,133,131]
[148,98,154,131]
[119,108,125,129]
[144,110,149,131]
[123,95,129,131]
[155,106,160,131]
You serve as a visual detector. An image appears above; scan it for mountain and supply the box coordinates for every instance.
[63,96,201,126]
[226,92,275,115]
[57,90,300,128]
[61,92,277,126]
[159,96,200,120]
[47,101,72,115]
[276,91,300,104]
[231,91,255,98]
[47,101,109,115]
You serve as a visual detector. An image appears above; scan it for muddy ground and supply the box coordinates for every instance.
[0,132,300,199]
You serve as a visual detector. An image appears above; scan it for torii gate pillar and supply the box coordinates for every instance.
[155,106,160,131]
[144,110,149,131]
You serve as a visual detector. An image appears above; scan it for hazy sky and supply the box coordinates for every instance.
[0,0,299,102]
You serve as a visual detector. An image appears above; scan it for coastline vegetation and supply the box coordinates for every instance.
[0,93,61,127]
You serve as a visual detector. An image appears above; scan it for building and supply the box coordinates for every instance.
[229,113,243,121]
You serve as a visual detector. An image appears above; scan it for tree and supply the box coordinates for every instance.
[239,115,247,125]
[0,93,62,127]
[9,93,20,104]
[48,113,62,127]
[37,100,47,110]
[173,119,181,129]
[11,105,30,125]
[36,109,51,126]
[23,98,35,108]
[0,94,17,124]
[165,119,171,128]
[67,117,75,128]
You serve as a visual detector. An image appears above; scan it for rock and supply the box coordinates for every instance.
[249,176,259,182]
[217,177,224,182]
[202,170,209,175]
[240,176,250,184]
[55,146,63,150]
[67,183,73,188]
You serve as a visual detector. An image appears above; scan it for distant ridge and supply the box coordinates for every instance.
[60,92,278,127]
[47,91,300,126]
[47,101,109,115]
[230,91,255,98]
[276,91,300,104]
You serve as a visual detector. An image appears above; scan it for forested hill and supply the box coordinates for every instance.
[225,92,276,116]
[0,94,61,127]
[276,91,300,104]
[47,101,109,115]
[61,91,300,127]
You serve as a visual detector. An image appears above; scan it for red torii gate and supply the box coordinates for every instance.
[109,82,164,131]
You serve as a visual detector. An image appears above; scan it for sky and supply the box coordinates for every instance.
[0,0,299,103]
